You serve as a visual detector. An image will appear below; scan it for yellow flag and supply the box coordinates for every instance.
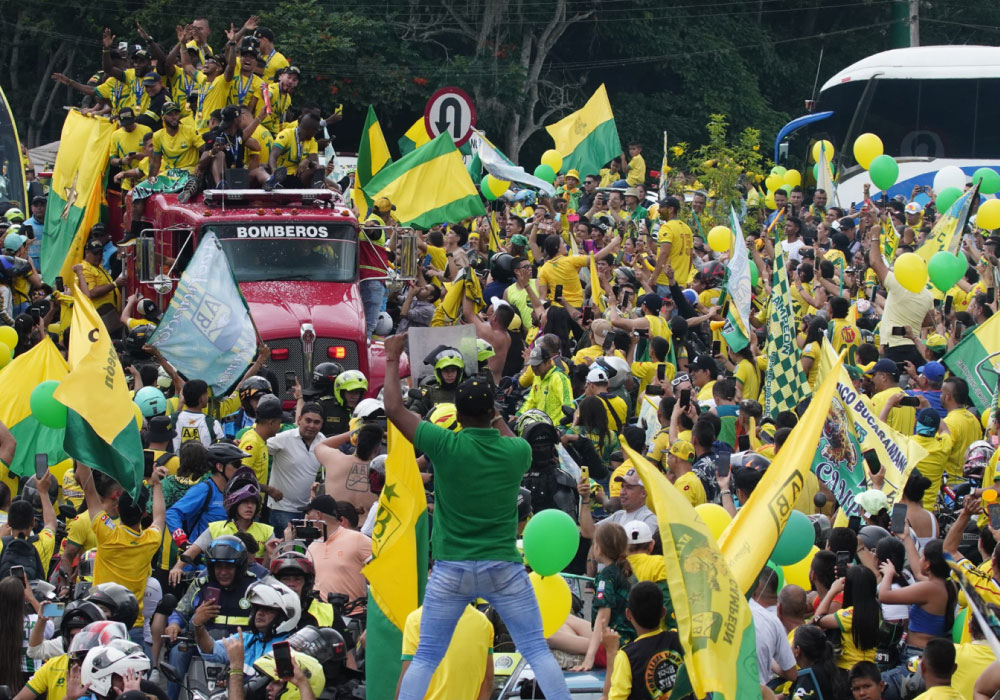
[488,211,502,253]
[589,254,606,313]
[362,421,429,629]
[624,443,759,700]
[719,351,843,593]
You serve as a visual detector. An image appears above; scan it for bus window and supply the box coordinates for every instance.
[975,79,1000,159]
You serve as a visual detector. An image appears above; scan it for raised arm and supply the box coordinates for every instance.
[75,463,104,521]
[101,29,125,81]
[382,333,421,442]
[868,229,888,283]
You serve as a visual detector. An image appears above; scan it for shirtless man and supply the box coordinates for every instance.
[315,423,382,515]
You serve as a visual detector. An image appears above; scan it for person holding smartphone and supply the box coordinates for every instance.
[869,359,917,435]
[867,234,933,369]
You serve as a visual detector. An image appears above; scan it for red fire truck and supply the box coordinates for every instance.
[118,188,400,398]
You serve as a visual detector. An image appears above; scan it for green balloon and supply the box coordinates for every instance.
[973,167,1000,195]
[750,262,759,287]
[30,379,67,429]
[812,163,819,180]
[771,510,814,566]
[780,184,792,194]
[533,163,556,184]
[935,186,962,213]
[481,183,499,201]
[522,508,580,576]
[953,607,967,643]
[771,166,787,177]
[927,251,968,293]
[869,154,899,191]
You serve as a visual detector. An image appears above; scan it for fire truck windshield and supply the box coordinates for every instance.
[207,222,357,282]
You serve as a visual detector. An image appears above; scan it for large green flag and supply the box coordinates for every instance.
[545,84,621,178]
[41,111,115,285]
[942,310,1000,413]
[763,247,808,417]
[352,105,392,211]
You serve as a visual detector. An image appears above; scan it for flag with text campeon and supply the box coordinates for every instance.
[763,247,807,416]
[720,207,751,353]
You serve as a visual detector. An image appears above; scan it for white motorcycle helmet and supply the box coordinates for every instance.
[81,639,150,698]
[373,311,393,337]
[599,356,630,390]
[246,578,302,635]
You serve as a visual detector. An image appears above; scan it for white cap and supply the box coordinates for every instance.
[586,366,609,384]
[491,296,512,310]
[624,520,653,545]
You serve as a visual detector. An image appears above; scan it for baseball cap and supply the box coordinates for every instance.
[374,196,395,213]
[255,394,284,420]
[3,208,24,223]
[639,293,663,311]
[84,238,104,253]
[925,333,948,351]
[566,169,580,180]
[220,105,240,124]
[162,101,181,114]
[141,71,161,85]
[455,378,495,418]
[284,65,302,76]
[905,202,923,216]
[689,355,717,374]
[624,520,653,545]
[591,318,612,342]
[3,233,25,252]
[528,345,551,368]
[916,407,941,435]
[31,195,46,206]
[510,234,528,248]
[306,495,339,517]
[254,27,275,41]
[917,361,946,382]
[668,440,695,462]
[613,468,642,487]
[866,358,899,376]
[586,366,610,384]
[90,222,109,237]
[491,296,513,312]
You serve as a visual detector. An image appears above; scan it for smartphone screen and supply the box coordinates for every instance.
[55,277,64,292]
[581,306,594,324]
[988,503,1000,530]
[34,454,48,480]
[890,503,908,534]
[202,586,221,605]
[284,371,297,389]
[863,450,880,473]
[42,602,65,618]
[955,322,964,340]
[554,284,563,301]
[987,288,996,304]
[680,389,691,409]
[899,396,920,407]
[835,551,850,579]
[715,453,730,478]
[621,290,631,308]
[737,434,751,452]
[656,364,666,381]
[848,515,862,533]
[892,326,906,336]
[580,465,589,482]
[10,565,24,581]
[944,295,954,316]
[712,340,722,356]
[272,640,294,678]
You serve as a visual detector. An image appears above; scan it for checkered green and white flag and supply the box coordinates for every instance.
[763,247,808,417]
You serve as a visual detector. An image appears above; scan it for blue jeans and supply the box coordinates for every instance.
[397,560,571,700]
[269,508,300,535]
[359,279,385,337]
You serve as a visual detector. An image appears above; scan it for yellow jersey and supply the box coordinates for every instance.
[273,126,318,169]
[238,428,270,486]
[657,219,694,286]
[109,124,152,163]
[92,511,161,625]
[152,124,201,172]
[260,83,293,135]
[402,606,493,700]
[227,72,264,110]
[81,260,120,310]
[537,254,590,306]
[25,653,71,700]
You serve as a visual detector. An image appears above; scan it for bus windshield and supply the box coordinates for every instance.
[206,222,358,283]
[790,77,1000,169]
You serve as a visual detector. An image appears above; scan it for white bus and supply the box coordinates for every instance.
[776,46,1000,208]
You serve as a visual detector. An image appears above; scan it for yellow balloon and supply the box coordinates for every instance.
[0,325,16,350]
[781,545,818,590]
[853,133,883,170]
[811,140,834,163]
[707,226,732,253]
[894,252,928,294]
[484,174,510,198]
[695,503,732,540]
[0,342,9,369]
[132,402,145,431]
[783,169,802,187]
[529,572,571,637]
[764,192,777,210]
[540,149,563,174]
[978,198,1000,230]
[764,174,782,192]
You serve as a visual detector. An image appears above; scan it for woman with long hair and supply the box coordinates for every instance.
[816,565,881,671]
[567,395,618,463]
[800,316,829,387]
[0,576,27,691]
[873,537,911,671]
[899,472,938,551]
[788,624,844,700]
[570,523,635,672]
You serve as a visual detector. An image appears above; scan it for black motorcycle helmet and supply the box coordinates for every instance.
[124,324,156,355]
[490,253,515,284]
[269,552,316,599]
[206,534,251,582]
[288,625,348,674]
[60,600,106,648]
[311,362,344,394]
[858,525,891,551]
[522,421,559,464]
[238,376,273,413]
[206,442,249,475]
[83,582,139,626]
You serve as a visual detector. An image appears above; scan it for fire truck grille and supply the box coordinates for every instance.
[265,338,361,395]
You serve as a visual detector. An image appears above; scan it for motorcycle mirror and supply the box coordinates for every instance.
[159,663,182,684]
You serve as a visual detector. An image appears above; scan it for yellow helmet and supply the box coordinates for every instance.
[427,403,461,432]
[253,651,325,700]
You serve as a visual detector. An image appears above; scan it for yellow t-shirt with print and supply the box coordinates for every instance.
[26,653,71,700]
[81,260,120,310]
[830,318,862,364]
[802,341,821,387]
[871,387,915,435]
[260,83,293,135]
[168,69,207,115]
[626,154,646,186]
[92,511,161,624]
[537,254,590,306]
[152,124,201,172]
[0,528,55,570]
[631,361,676,399]
[226,72,264,110]
[273,126,318,170]
[246,124,275,164]
[943,408,983,483]
[834,606,877,670]
[109,125,152,163]
[238,428,270,486]
[646,429,671,472]
[259,50,290,82]
[656,219,694,286]
[97,68,145,111]
[674,470,706,506]
[734,358,760,402]
[401,606,493,700]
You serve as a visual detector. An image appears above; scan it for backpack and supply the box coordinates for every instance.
[0,535,46,581]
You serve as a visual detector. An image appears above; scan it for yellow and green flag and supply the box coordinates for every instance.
[719,354,843,593]
[397,117,432,156]
[624,443,759,700]
[0,338,70,489]
[352,105,392,211]
[363,133,485,230]
[943,308,1000,413]
[916,183,979,262]
[53,283,144,497]
[545,84,621,179]
[362,421,428,700]
[41,111,115,284]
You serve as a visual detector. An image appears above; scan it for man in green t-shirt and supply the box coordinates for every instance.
[383,333,571,700]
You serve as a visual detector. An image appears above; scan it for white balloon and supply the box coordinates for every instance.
[933,166,967,194]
